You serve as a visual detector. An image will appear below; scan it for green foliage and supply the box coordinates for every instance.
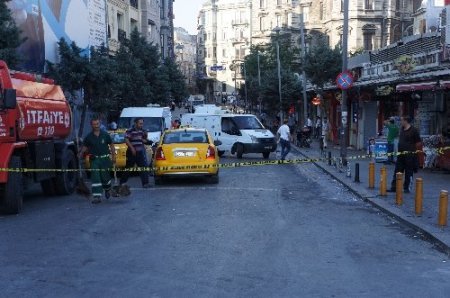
[244,42,302,116]
[46,29,188,115]
[304,41,342,88]
[47,39,89,93]
[0,0,23,67]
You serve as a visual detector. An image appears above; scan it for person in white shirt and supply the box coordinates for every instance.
[277,119,291,160]
[321,117,330,149]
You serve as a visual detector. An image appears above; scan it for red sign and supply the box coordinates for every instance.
[446,0,450,5]
[336,71,354,90]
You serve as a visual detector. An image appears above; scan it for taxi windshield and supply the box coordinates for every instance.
[232,116,264,130]
[163,131,209,144]
[117,117,162,132]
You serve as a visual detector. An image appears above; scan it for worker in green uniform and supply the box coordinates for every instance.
[79,118,116,204]
[385,117,399,163]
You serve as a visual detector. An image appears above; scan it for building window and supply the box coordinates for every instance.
[276,15,282,27]
[341,0,344,12]
[213,47,217,58]
[363,33,373,51]
[160,2,165,19]
[259,17,265,31]
[395,0,401,11]
[320,2,324,20]
[287,13,292,26]
[303,7,309,22]
[130,0,138,9]
[277,0,281,6]
[222,49,227,58]
[365,0,373,10]
[260,0,265,9]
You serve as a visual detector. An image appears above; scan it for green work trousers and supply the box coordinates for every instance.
[91,157,112,197]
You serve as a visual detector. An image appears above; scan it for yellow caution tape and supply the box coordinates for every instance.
[0,147,449,173]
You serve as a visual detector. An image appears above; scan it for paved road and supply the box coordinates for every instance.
[1,152,449,297]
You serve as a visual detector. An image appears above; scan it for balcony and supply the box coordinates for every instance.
[230,38,248,45]
[232,20,249,26]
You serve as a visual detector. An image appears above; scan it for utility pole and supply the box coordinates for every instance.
[243,62,248,112]
[299,10,308,126]
[340,0,349,164]
[257,52,261,115]
[275,27,283,124]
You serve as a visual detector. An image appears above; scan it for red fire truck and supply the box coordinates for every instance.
[0,61,78,214]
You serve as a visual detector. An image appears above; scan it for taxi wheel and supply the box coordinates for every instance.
[154,176,164,185]
[236,144,244,159]
[262,152,270,159]
[208,174,219,184]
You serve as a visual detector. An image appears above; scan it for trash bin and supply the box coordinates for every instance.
[374,139,388,163]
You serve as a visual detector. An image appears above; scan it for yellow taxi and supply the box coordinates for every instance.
[84,130,152,169]
[153,128,220,184]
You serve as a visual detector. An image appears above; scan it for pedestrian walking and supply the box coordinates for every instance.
[306,114,313,134]
[277,119,291,160]
[120,118,152,190]
[79,118,116,204]
[315,116,322,139]
[384,117,399,163]
[321,117,330,149]
[388,116,421,193]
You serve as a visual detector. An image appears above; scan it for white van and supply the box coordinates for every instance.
[181,113,277,159]
[194,104,231,114]
[117,107,172,144]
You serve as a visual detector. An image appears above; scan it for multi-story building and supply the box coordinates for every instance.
[197,0,423,103]
[107,0,174,57]
[141,0,163,45]
[301,0,422,52]
[107,0,141,52]
[174,27,197,93]
[160,0,176,59]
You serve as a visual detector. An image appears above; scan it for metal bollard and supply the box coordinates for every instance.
[354,163,360,183]
[396,172,403,205]
[379,167,387,196]
[346,163,351,178]
[438,190,448,227]
[415,178,423,216]
[368,162,375,189]
[328,152,332,166]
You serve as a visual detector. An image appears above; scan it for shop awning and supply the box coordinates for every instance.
[440,80,450,89]
[396,81,438,92]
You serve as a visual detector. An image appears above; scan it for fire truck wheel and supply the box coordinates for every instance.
[40,179,57,196]
[55,150,77,195]
[2,156,24,214]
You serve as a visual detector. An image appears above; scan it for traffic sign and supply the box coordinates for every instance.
[336,71,354,90]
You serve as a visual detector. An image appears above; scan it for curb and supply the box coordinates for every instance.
[291,144,450,256]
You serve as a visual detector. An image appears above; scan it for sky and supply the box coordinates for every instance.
[173,0,205,34]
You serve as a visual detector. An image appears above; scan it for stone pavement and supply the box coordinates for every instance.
[291,139,450,254]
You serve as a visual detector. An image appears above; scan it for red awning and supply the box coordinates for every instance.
[396,81,438,92]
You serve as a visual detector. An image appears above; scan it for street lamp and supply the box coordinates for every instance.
[275,27,283,124]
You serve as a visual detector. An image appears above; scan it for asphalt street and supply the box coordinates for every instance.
[1,151,450,297]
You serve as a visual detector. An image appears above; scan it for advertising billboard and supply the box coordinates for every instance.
[8,0,107,72]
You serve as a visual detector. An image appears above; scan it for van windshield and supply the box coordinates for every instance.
[232,116,264,130]
[118,117,163,132]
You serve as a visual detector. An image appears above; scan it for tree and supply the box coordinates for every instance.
[244,39,301,117]
[0,0,23,67]
[46,38,89,94]
[304,40,342,88]
[163,58,188,102]
[85,45,121,114]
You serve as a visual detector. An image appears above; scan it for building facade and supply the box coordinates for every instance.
[174,27,197,93]
[107,0,174,57]
[196,0,423,104]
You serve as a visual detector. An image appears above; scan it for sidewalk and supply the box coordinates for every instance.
[291,139,450,255]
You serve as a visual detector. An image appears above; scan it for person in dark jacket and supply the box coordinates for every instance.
[388,116,421,193]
